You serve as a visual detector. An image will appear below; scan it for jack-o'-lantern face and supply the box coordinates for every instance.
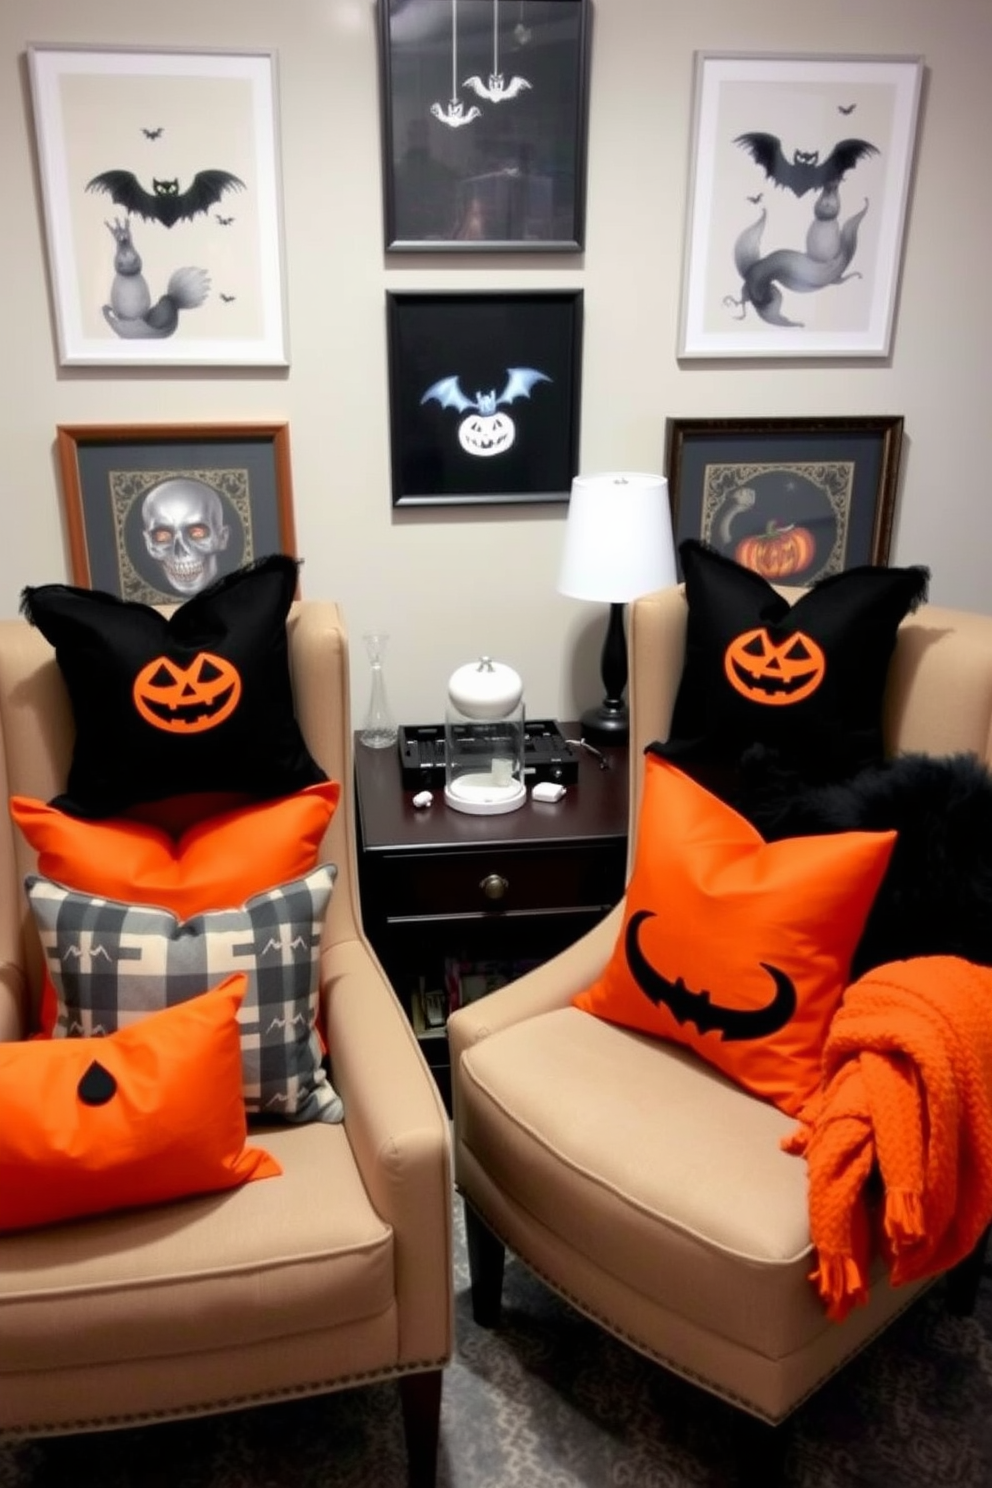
[132,651,242,733]
[724,627,826,706]
[458,411,516,458]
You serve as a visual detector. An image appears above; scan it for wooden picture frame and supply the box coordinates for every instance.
[27,44,289,367]
[678,52,923,359]
[386,288,583,506]
[664,415,904,582]
[56,422,297,602]
[377,0,591,251]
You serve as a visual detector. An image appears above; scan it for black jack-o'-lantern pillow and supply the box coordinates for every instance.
[654,540,930,795]
[20,555,327,819]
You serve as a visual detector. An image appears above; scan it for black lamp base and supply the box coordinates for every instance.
[580,700,629,746]
[580,600,632,746]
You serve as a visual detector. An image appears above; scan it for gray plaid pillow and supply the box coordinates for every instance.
[27,865,342,1124]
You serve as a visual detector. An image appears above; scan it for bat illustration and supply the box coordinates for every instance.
[421,367,550,415]
[215,214,235,226]
[746,193,763,204]
[626,910,797,1042]
[734,133,879,197]
[838,103,856,115]
[220,293,236,303]
[430,100,481,128]
[85,169,245,227]
[142,127,163,139]
[463,73,532,102]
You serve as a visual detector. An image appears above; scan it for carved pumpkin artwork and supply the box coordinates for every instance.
[132,651,242,733]
[458,411,516,458]
[724,627,827,706]
[735,521,815,580]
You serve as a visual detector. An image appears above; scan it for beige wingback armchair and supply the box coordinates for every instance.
[0,602,452,1488]
[449,586,992,1468]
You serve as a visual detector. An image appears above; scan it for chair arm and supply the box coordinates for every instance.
[447,901,623,1065]
[320,934,453,1364]
[0,961,27,1043]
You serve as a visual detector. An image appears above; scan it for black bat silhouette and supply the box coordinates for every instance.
[215,214,235,226]
[734,133,878,198]
[625,909,797,1042]
[838,103,856,115]
[86,168,245,227]
[142,127,163,139]
[220,293,236,303]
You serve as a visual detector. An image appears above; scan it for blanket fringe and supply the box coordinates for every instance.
[809,1252,869,1322]
[884,1187,927,1252]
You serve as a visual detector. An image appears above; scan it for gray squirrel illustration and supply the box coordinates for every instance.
[101,217,209,339]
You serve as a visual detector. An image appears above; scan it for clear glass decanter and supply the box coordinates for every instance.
[360,632,398,749]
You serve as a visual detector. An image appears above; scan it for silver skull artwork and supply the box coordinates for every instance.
[141,478,230,595]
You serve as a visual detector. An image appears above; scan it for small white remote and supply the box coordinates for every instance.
[531,781,566,803]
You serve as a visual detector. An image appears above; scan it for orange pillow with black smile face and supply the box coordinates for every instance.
[574,757,896,1116]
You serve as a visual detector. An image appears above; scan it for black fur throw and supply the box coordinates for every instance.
[727,748,992,979]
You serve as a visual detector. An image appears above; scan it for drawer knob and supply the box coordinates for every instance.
[480,873,509,902]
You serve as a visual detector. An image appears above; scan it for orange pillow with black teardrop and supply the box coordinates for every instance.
[656,540,930,790]
[0,976,280,1233]
[573,757,896,1116]
[19,555,326,819]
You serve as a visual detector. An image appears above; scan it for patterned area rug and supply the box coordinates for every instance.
[3,1199,992,1487]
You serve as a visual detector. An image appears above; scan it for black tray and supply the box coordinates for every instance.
[398,720,579,791]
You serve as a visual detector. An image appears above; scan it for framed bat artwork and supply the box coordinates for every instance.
[678,53,923,358]
[27,45,289,367]
[377,0,591,251]
[386,289,583,506]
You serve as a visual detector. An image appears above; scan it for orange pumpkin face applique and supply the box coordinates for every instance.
[723,627,826,706]
[132,652,242,733]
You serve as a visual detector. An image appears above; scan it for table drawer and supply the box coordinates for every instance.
[376,842,625,920]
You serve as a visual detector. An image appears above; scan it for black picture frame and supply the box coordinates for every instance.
[664,416,904,583]
[55,422,297,603]
[378,0,591,251]
[387,289,583,506]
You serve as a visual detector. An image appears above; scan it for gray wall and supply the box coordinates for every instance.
[2,0,990,724]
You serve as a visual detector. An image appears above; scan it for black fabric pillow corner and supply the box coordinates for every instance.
[20,554,327,819]
[728,749,992,979]
[655,540,930,792]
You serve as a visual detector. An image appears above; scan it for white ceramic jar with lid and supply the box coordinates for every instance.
[444,657,526,815]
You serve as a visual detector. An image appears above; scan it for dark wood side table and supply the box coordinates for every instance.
[354,725,629,1109]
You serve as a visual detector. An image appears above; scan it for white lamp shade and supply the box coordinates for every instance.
[557,472,677,603]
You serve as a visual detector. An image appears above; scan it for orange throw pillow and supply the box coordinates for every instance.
[11,782,340,1035]
[11,781,340,918]
[574,757,896,1116]
[0,976,281,1233]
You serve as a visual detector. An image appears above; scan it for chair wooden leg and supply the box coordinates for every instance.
[945,1222,991,1315]
[464,1200,505,1327]
[733,1410,788,1488]
[398,1368,443,1488]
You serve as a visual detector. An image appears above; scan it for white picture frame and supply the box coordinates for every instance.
[27,44,289,368]
[678,52,924,360]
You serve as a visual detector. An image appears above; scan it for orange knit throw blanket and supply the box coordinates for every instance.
[784,955,992,1322]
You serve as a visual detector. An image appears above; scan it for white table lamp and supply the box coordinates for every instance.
[557,471,677,744]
